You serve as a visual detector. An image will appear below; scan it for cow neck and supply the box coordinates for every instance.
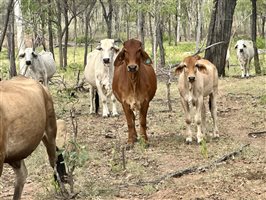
[127,71,139,94]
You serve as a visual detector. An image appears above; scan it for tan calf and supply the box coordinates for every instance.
[175,55,219,143]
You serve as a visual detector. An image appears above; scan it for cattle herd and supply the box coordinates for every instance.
[0,38,256,199]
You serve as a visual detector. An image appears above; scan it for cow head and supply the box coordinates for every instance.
[114,39,152,73]
[235,40,247,53]
[175,55,207,82]
[96,39,119,65]
[19,48,38,66]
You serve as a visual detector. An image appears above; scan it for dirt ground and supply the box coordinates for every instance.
[1,76,266,200]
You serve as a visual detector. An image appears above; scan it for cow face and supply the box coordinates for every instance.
[114,39,152,73]
[175,55,207,82]
[19,48,38,66]
[96,39,119,65]
[235,40,247,54]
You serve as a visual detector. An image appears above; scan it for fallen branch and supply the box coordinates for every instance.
[136,143,250,186]
[248,131,266,138]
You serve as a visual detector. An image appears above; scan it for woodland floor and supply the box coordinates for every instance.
[0,75,266,200]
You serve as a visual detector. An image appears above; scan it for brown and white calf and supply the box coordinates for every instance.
[175,55,219,143]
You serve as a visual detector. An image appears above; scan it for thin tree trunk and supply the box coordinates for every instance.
[0,0,14,52]
[176,0,181,43]
[48,0,54,57]
[63,0,68,69]
[137,0,145,48]
[157,19,165,69]
[168,14,171,46]
[56,0,63,69]
[73,0,77,63]
[149,12,154,55]
[205,0,237,77]
[99,0,113,38]
[261,16,265,38]
[196,0,202,50]
[14,0,25,54]
[7,9,17,77]
[153,0,158,72]
[251,0,261,74]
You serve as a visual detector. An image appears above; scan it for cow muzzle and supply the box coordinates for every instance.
[127,64,138,72]
[103,58,110,64]
[239,49,244,53]
[26,60,31,65]
[188,76,195,82]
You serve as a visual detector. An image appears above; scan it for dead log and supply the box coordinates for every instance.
[137,143,250,186]
[248,131,266,138]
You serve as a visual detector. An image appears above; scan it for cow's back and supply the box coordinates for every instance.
[0,76,50,162]
[84,50,102,87]
[40,51,56,78]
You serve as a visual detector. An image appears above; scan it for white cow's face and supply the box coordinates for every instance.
[235,40,247,54]
[96,39,119,65]
[19,48,38,66]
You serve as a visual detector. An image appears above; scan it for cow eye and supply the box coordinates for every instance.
[19,53,25,58]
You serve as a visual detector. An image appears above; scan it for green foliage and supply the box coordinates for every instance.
[200,139,208,159]
[260,95,266,105]
[63,140,89,169]
[256,37,266,49]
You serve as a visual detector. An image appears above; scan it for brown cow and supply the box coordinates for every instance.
[175,55,219,144]
[112,39,157,147]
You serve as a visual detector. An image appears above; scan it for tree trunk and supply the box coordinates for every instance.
[56,0,63,69]
[0,0,14,52]
[251,0,261,74]
[168,14,171,46]
[7,9,17,77]
[137,0,145,48]
[99,0,113,38]
[84,0,96,67]
[196,0,202,50]
[175,0,181,44]
[63,0,68,69]
[48,0,54,58]
[149,12,154,55]
[153,0,158,72]
[14,0,25,54]
[261,16,265,38]
[157,19,165,69]
[205,0,237,77]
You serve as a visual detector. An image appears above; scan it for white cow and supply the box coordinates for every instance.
[235,40,254,78]
[84,39,119,117]
[19,48,56,86]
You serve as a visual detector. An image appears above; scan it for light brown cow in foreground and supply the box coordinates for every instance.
[0,76,66,200]
[112,39,157,148]
[175,55,219,143]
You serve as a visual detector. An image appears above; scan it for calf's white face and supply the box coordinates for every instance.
[19,48,38,66]
[96,39,119,65]
[235,40,248,54]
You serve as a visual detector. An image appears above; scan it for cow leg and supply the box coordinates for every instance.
[181,98,193,143]
[201,101,206,135]
[195,98,204,144]
[139,102,149,145]
[89,85,95,114]
[9,160,28,200]
[240,63,245,78]
[122,103,137,147]
[246,59,251,77]
[210,93,219,138]
[96,81,110,117]
[111,94,119,116]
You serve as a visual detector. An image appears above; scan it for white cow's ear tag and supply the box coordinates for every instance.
[146,59,151,64]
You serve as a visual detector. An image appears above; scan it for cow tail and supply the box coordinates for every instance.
[95,91,99,114]
[54,146,68,183]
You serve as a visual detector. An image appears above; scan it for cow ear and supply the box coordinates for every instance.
[194,55,201,60]
[32,51,38,58]
[175,63,185,75]
[112,45,120,53]
[141,49,152,65]
[195,63,208,74]
[114,49,125,67]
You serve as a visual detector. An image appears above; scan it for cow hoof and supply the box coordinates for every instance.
[112,113,119,117]
[102,114,110,118]
[185,137,192,144]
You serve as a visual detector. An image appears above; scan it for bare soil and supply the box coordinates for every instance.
[1,76,266,200]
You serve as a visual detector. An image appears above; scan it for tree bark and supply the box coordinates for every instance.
[196,0,203,50]
[251,0,261,75]
[14,0,25,54]
[0,0,14,52]
[137,0,145,48]
[38,0,47,51]
[56,0,63,69]
[63,0,69,69]
[7,8,17,77]
[157,19,165,69]
[99,0,113,38]
[47,0,54,58]
[205,0,237,77]
[261,16,265,38]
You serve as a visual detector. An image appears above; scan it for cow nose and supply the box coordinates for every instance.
[188,76,195,82]
[240,49,243,53]
[26,61,31,65]
[128,65,138,72]
[103,58,110,64]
